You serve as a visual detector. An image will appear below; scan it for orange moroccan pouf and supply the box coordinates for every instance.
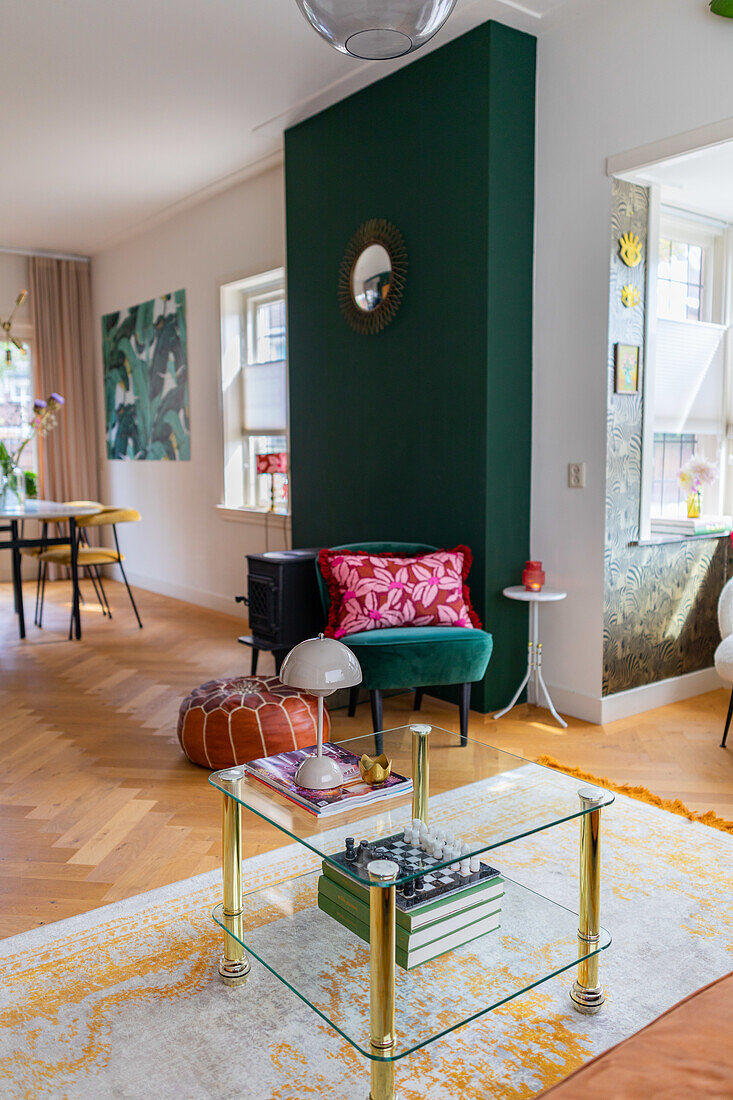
[177,675,329,769]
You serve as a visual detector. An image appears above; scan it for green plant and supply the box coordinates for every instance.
[711,0,733,15]
[24,470,38,499]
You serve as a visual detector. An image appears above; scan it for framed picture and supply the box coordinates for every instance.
[614,343,639,394]
[102,289,190,460]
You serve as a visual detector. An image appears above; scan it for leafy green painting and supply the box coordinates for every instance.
[103,289,190,461]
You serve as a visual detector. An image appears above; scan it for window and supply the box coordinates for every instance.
[0,339,35,474]
[641,207,730,531]
[651,432,697,517]
[657,238,703,322]
[220,269,289,512]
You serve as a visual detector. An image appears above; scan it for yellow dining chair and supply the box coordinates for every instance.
[20,501,108,627]
[38,507,143,635]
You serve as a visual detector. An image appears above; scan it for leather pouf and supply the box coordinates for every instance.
[177,675,329,769]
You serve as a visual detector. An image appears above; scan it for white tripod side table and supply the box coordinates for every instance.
[493,586,568,728]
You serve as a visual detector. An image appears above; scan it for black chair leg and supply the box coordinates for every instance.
[348,686,359,717]
[459,683,471,746]
[34,558,43,626]
[112,525,142,628]
[414,687,424,712]
[722,686,733,748]
[250,647,259,675]
[87,566,107,616]
[274,649,286,675]
[38,562,47,628]
[116,559,142,628]
[94,568,112,617]
[370,689,384,755]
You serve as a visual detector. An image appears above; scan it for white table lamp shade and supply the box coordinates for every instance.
[280,635,362,697]
[281,635,362,790]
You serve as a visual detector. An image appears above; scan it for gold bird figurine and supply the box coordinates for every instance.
[359,752,392,785]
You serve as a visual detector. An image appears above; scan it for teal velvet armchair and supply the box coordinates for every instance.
[316,542,493,748]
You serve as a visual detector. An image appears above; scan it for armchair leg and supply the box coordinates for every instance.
[722,686,733,749]
[370,690,384,755]
[348,686,359,717]
[459,683,471,746]
[414,687,424,712]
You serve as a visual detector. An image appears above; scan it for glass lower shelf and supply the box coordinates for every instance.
[212,871,611,1062]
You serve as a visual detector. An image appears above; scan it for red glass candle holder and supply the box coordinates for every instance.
[522,560,545,591]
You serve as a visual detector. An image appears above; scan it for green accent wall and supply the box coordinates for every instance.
[285,21,536,712]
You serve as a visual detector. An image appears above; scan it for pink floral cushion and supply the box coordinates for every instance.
[319,546,482,639]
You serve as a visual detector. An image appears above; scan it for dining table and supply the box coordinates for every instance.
[0,499,102,640]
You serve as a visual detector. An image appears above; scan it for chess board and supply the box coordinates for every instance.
[330,832,501,911]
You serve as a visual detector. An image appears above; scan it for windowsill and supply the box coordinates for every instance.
[216,505,291,526]
[632,530,730,546]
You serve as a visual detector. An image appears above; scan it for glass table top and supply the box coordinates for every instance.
[209,725,614,889]
[213,871,611,1061]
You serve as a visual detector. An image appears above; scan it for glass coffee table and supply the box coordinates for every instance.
[209,725,613,1100]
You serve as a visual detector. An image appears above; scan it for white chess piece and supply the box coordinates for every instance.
[470,854,480,873]
[460,858,471,876]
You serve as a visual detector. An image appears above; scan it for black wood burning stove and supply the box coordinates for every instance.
[237,548,325,673]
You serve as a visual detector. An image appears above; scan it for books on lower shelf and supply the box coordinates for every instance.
[317,878,502,970]
[240,743,412,817]
[322,858,504,929]
[319,856,504,969]
[650,514,732,537]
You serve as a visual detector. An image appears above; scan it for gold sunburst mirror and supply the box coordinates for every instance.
[338,219,407,334]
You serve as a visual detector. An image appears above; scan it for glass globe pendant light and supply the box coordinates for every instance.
[295,0,458,60]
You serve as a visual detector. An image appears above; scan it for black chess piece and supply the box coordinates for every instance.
[345,837,356,862]
[357,840,371,863]
[403,877,415,898]
[414,875,424,892]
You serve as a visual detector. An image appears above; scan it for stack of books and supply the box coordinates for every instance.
[318,859,504,970]
[241,743,412,817]
[650,515,732,537]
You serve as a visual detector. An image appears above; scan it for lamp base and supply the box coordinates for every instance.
[295,754,345,790]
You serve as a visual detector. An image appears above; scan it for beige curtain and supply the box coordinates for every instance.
[29,257,100,504]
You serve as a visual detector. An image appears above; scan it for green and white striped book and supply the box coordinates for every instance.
[318,873,504,945]
[322,859,504,931]
[317,887,501,970]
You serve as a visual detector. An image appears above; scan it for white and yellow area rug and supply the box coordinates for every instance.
[1,775,731,1100]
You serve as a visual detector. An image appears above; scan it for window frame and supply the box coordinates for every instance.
[218,267,290,515]
[639,191,731,538]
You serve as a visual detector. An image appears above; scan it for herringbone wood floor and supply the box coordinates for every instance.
[1,579,731,938]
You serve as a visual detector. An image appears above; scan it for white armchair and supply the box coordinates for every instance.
[714,577,733,748]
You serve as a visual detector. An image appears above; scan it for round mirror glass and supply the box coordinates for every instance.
[351,244,392,312]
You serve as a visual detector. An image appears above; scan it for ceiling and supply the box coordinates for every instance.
[2,0,577,256]
[632,140,733,224]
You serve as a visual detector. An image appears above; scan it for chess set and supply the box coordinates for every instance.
[331,820,500,911]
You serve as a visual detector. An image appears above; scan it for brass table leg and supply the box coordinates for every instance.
[410,724,430,827]
[217,767,251,986]
[570,787,605,1014]
[368,859,399,1100]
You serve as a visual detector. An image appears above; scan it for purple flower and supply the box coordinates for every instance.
[33,398,47,410]
[48,392,65,406]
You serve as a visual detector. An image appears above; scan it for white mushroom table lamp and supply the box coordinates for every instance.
[280,633,362,790]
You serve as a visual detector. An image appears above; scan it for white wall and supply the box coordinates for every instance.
[533,0,733,719]
[91,164,290,615]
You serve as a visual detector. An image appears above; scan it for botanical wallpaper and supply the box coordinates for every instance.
[103,289,189,461]
[603,179,729,695]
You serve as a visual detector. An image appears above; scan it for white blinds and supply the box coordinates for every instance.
[654,318,727,434]
[243,359,287,431]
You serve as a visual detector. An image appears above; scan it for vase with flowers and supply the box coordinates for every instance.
[678,454,718,519]
[0,393,64,509]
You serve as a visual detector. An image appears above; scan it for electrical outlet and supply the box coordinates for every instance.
[568,462,586,489]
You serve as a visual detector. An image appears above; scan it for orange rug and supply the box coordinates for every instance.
[536,755,733,835]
